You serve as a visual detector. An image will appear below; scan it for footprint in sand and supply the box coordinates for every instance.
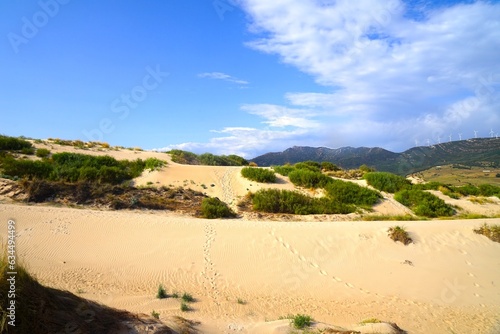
[319,270,328,276]
[474,293,481,297]
[309,262,319,268]
[345,283,354,288]
[465,260,472,266]
[473,283,480,287]
[333,276,342,282]
[467,272,475,277]
[459,249,468,255]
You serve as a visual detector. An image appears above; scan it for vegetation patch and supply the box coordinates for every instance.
[324,179,381,206]
[168,149,248,166]
[394,189,454,217]
[241,167,276,183]
[363,172,411,193]
[291,314,313,329]
[288,169,332,188]
[156,284,167,299]
[387,226,413,245]
[0,135,33,151]
[473,223,500,243]
[200,197,236,219]
[14,179,206,213]
[252,189,354,215]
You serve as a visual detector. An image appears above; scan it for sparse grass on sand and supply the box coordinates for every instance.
[388,226,413,245]
[473,223,500,243]
[156,284,167,299]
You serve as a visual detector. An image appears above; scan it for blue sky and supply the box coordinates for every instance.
[1,0,499,157]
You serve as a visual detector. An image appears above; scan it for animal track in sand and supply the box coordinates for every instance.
[202,222,221,306]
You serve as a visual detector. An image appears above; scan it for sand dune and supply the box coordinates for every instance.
[1,144,500,333]
[1,202,499,333]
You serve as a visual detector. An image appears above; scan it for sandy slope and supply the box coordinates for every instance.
[1,203,499,333]
[1,143,500,333]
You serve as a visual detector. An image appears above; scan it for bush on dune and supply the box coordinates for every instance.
[0,135,33,151]
[394,189,454,217]
[363,172,411,193]
[324,179,381,206]
[201,197,236,219]
[241,167,276,183]
[252,189,354,215]
[288,169,332,188]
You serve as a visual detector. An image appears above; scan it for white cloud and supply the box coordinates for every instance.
[174,0,500,156]
[198,72,249,85]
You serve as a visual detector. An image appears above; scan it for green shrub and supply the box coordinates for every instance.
[272,164,295,176]
[288,169,332,188]
[36,148,51,158]
[21,147,35,155]
[394,189,454,217]
[0,135,33,151]
[291,314,313,329]
[363,172,411,193]
[151,310,160,319]
[144,157,167,170]
[252,189,354,215]
[321,161,341,171]
[156,284,167,299]
[180,302,190,312]
[169,149,200,164]
[181,292,194,303]
[201,197,236,219]
[0,157,54,179]
[241,167,276,183]
[293,161,321,172]
[324,179,381,206]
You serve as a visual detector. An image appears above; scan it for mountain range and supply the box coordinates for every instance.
[250,138,500,175]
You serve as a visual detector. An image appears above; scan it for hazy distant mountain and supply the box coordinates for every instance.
[251,138,500,175]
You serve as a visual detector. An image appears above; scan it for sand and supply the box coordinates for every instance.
[1,143,500,333]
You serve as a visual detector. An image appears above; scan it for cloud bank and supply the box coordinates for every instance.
[167,0,500,157]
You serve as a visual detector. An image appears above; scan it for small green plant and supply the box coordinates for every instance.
[291,314,313,329]
[237,298,246,305]
[473,223,500,243]
[181,292,194,303]
[388,226,413,245]
[180,302,190,312]
[171,291,179,298]
[156,284,167,299]
[35,148,51,158]
[21,147,35,155]
[151,310,160,319]
[363,172,411,193]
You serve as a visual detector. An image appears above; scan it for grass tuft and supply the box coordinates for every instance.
[156,284,167,299]
[388,226,413,245]
[473,223,500,243]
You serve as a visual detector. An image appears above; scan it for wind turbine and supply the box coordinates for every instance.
[458,133,462,140]
[437,135,441,144]
[427,139,430,146]
[415,139,419,147]
[474,130,478,138]
[490,129,495,138]
[448,134,452,142]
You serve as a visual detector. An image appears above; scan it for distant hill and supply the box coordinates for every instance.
[250,138,500,175]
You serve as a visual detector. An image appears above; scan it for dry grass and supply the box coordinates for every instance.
[387,226,413,245]
[473,223,500,243]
